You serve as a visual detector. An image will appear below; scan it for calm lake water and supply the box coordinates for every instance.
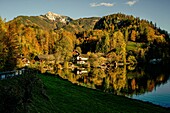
[56,64,170,108]
[131,78,170,108]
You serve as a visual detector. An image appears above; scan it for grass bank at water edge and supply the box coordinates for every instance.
[31,73,169,113]
[0,72,169,113]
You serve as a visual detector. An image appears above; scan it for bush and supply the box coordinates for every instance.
[0,72,42,113]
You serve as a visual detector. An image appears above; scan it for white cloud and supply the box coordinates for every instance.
[126,0,138,6]
[90,2,115,7]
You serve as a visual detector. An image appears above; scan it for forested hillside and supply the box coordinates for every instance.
[61,17,100,33]
[0,12,169,71]
[94,13,169,42]
[76,13,170,65]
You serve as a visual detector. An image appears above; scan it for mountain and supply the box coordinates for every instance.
[94,13,169,42]
[42,11,73,24]
[61,17,100,32]
[8,11,73,30]
[41,12,100,32]
[6,12,170,46]
[1,12,170,71]
[9,12,99,32]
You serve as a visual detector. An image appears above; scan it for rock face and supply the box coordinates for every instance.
[44,11,73,23]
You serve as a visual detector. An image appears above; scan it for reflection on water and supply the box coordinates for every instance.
[56,64,170,108]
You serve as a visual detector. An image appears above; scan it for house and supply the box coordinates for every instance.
[72,50,88,64]
[72,50,80,57]
[34,54,55,63]
[16,54,30,67]
[21,58,30,66]
[34,54,56,73]
[76,54,88,65]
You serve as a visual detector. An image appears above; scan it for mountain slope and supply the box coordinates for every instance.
[9,12,100,32]
[11,15,55,30]
[9,12,73,30]
[1,12,169,71]
[62,17,100,32]
[94,13,169,42]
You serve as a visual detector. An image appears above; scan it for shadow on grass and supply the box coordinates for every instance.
[0,68,169,113]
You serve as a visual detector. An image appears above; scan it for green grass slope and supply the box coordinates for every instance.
[0,72,169,113]
[30,74,169,113]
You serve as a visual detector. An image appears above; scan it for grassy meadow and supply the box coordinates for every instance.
[0,72,169,113]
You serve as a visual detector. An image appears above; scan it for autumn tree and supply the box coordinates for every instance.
[111,31,126,63]
[130,30,137,41]
[3,21,20,70]
[54,30,76,63]
[124,28,129,42]
[0,17,7,70]
[96,32,110,53]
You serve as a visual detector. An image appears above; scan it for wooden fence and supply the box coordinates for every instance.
[0,68,35,80]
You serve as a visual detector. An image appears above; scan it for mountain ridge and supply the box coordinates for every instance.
[9,11,100,32]
[1,11,170,71]
[7,11,169,39]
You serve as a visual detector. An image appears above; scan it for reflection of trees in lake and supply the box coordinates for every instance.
[56,65,170,96]
[105,66,126,95]
[125,65,170,96]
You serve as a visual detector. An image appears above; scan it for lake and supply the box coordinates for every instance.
[56,64,170,108]
[131,79,170,108]
[129,64,170,108]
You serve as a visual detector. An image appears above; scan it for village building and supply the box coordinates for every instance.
[76,55,88,64]
[34,54,56,73]
[21,57,30,66]
[72,50,89,65]
[16,54,30,67]
[34,54,55,62]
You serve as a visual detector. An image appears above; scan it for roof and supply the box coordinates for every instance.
[79,54,89,58]
[36,54,55,61]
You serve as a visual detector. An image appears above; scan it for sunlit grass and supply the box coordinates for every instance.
[127,41,143,51]
[29,73,169,113]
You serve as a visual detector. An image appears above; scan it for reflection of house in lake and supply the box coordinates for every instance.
[74,68,88,75]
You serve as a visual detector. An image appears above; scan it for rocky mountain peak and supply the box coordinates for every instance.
[44,11,73,23]
[45,11,61,21]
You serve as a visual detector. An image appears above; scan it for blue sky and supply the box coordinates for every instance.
[0,0,170,32]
